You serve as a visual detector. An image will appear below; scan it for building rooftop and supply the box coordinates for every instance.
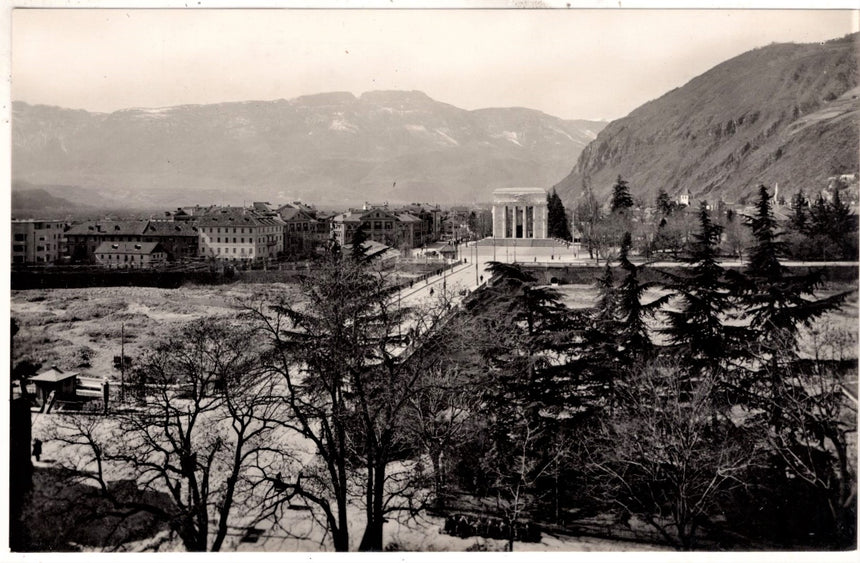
[66,220,150,236]
[196,209,285,228]
[279,208,318,223]
[30,366,79,383]
[95,241,165,255]
[492,187,548,195]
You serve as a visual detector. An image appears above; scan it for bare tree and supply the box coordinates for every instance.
[486,409,563,552]
[48,319,291,552]
[766,326,857,546]
[248,251,459,551]
[403,362,478,509]
[587,360,762,550]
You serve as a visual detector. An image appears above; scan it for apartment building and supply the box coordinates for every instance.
[196,207,285,262]
[11,219,67,264]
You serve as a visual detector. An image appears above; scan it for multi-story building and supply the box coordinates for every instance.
[330,206,425,249]
[400,203,442,245]
[94,242,168,269]
[196,207,285,262]
[64,220,199,263]
[11,219,67,264]
[278,207,328,255]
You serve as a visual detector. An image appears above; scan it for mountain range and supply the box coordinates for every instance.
[12,91,605,212]
[554,33,859,206]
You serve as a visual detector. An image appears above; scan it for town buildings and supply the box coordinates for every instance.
[64,220,199,263]
[277,204,328,256]
[10,198,485,266]
[94,241,168,269]
[196,207,285,262]
[11,219,66,264]
[330,205,429,249]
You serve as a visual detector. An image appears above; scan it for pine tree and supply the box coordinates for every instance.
[656,188,674,216]
[788,191,809,233]
[588,262,622,405]
[610,176,635,214]
[350,223,370,261]
[828,188,854,241]
[616,232,667,360]
[662,202,746,370]
[809,193,831,239]
[737,185,848,404]
[547,189,573,241]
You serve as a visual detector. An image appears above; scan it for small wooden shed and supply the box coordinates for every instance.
[29,366,79,406]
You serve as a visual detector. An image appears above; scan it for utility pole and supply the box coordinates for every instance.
[120,322,125,404]
[474,242,478,286]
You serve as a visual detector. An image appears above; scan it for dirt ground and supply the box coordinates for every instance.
[10,283,299,381]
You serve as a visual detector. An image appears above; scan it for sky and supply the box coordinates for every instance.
[10,8,860,121]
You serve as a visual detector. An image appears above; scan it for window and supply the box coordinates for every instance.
[12,245,24,252]
[14,234,25,242]
[233,238,237,243]
[241,238,245,243]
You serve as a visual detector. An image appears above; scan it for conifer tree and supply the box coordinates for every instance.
[350,223,370,261]
[547,189,572,241]
[828,189,854,244]
[809,193,831,239]
[737,185,848,401]
[587,262,623,405]
[662,202,746,371]
[616,232,667,361]
[610,176,634,214]
[788,190,809,234]
[655,188,675,217]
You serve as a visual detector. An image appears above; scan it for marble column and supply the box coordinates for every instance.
[520,206,526,239]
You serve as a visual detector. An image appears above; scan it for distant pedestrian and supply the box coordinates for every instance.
[32,438,42,462]
[480,275,484,283]
[429,288,434,296]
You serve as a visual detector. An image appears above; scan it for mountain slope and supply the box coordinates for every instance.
[554,34,859,206]
[11,182,88,218]
[12,91,605,207]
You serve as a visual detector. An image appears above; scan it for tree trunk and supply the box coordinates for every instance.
[358,460,387,551]
[431,449,445,509]
[332,527,350,552]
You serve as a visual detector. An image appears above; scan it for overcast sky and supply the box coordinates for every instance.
[11,8,858,121]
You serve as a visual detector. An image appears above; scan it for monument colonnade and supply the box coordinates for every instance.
[491,187,548,239]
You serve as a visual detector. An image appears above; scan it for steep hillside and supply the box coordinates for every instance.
[554,34,859,206]
[12,91,605,208]
[11,183,87,218]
